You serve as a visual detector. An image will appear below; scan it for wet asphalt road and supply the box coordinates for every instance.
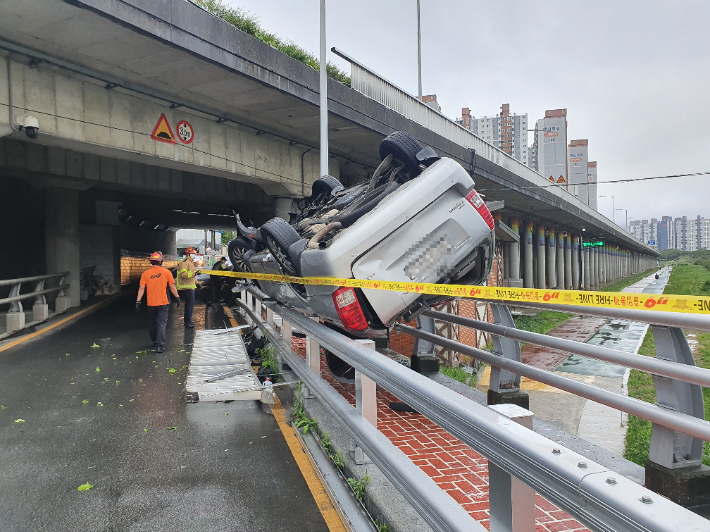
[0,297,328,532]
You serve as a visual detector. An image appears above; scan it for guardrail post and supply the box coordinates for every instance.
[412,315,441,374]
[255,297,262,319]
[488,304,529,409]
[266,306,275,329]
[646,325,710,506]
[302,318,321,398]
[32,280,49,323]
[6,281,25,333]
[352,338,377,465]
[488,404,536,532]
[54,275,70,313]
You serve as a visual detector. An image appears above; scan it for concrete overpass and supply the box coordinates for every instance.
[0,0,657,307]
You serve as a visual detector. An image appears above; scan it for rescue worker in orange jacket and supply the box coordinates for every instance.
[136,251,179,353]
[176,247,197,328]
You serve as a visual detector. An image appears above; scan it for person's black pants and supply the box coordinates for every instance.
[178,289,195,324]
[147,304,169,347]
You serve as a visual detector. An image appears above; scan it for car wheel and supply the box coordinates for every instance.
[228,237,255,273]
[260,218,301,276]
[379,131,424,176]
[336,182,400,228]
[311,175,343,197]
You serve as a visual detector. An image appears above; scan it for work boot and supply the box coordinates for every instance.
[156,346,165,353]
[184,322,194,328]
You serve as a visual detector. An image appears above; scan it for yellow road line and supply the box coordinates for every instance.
[477,365,595,393]
[0,295,121,354]
[222,304,239,328]
[271,395,347,532]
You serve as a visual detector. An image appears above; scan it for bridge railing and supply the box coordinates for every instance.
[235,285,707,532]
[0,272,70,339]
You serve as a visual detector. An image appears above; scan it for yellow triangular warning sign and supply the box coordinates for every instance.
[549,176,555,182]
[151,114,176,144]
[557,175,566,183]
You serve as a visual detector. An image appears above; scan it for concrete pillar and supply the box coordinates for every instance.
[556,231,565,289]
[592,248,599,290]
[583,246,590,290]
[46,188,80,308]
[571,235,579,290]
[536,224,546,289]
[564,233,573,290]
[523,220,534,288]
[547,228,557,289]
[274,198,295,221]
[509,217,520,282]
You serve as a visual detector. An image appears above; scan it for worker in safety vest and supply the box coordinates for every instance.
[136,251,179,353]
[176,247,197,328]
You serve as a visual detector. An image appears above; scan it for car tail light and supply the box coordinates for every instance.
[332,287,368,331]
[465,190,494,230]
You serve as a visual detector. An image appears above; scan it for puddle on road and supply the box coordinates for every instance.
[556,269,671,377]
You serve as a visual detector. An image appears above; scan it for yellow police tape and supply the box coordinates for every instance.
[199,269,710,316]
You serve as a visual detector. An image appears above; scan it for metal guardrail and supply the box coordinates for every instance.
[0,272,71,338]
[401,300,710,475]
[236,286,707,532]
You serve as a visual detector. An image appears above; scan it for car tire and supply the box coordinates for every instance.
[228,237,256,273]
[311,175,343,197]
[260,218,301,276]
[336,182,400,228]
[379,131,423,176]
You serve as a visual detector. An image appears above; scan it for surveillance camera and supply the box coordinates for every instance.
[14,114,39,139]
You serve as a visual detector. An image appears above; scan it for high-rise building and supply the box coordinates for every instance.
[631,215,710,251]
[456,103,529,165]
[568,139,589,204]
[530,109,568,185]
[587,161,598,211]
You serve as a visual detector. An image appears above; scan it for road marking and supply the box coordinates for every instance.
[271,395,347,532]
[477,366,594,393]
[222,304,239,328]
[0,296,120,354]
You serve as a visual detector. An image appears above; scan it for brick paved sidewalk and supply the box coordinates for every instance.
[290,337,590,532]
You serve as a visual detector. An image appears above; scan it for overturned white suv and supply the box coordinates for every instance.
[234,132,495,337]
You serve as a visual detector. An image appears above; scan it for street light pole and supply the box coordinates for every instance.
[417,0,422,100]
[319,0,328,178]
[616,208,628,232]
[600,195,615,224]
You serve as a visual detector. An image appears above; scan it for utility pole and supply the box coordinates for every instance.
[417,0,422,100]
[319,0,329,178]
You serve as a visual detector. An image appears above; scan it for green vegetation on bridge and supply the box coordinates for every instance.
[625,264,710,466]
[193,0,351,86]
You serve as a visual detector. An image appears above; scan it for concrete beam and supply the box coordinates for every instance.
[0,56,337,197]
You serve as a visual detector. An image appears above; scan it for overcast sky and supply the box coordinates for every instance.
[226,0,710,228]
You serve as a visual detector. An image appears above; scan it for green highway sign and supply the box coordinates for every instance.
[582,241,605,247]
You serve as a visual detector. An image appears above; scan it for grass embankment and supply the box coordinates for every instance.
[624,264,710,466]
[598,269,657,293]
[193,0,351,86]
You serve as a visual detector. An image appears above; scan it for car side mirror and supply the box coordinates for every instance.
[415,146,439,165]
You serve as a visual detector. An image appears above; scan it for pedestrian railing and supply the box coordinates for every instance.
[0,272,71,338]
[235,285,708,532]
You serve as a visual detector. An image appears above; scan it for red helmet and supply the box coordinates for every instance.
[149,251,164,262]
[185,247,197,254]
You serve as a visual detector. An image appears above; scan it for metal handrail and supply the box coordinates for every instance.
[0,285,71,306]
[238,289,707,532]
[237,297,483,532]
[251,292,706,532]
[0,271,69,288]
[475,298,710,332]
[422,308,710,388]
[397,323,710,443]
